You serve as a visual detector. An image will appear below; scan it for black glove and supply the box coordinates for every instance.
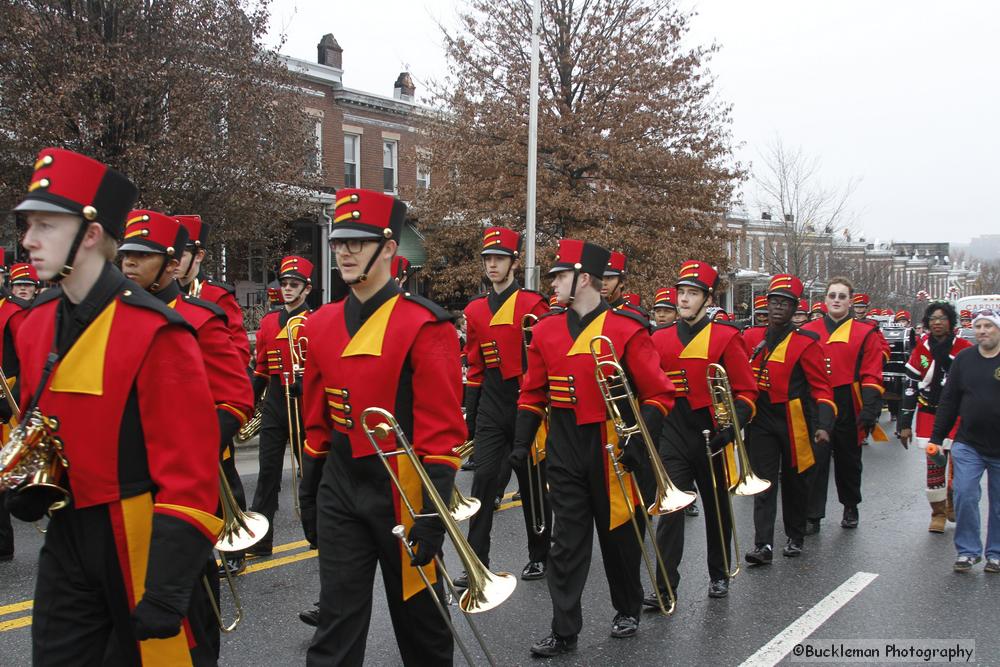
[287,378,302,398]
[734,397,754,428]
[407,515,445,567]
[619,437,646,473]
[509,409,543,467]
[251,374,268,403]
[299,455,324,547]
[708,426,735,453]
[856,386,882,431]
[640,404,665,443]
[217,410,241,456]
[5,488,53,522]
[0,398,11,424]
[463,385,481,440]
[131,596,184,640]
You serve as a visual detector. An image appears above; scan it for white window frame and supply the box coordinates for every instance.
[383,140,398,194]
[344,133,361,188]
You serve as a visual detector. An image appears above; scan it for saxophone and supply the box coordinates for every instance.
[0,409,70,517]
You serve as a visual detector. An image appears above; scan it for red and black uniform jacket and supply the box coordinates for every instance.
[609,296,650,327]
[858,316,892,362]
[192,279,251,368]
[252,303,310,399]
[801,314,885,444]
[898,333,972,439]
[463,282,547,436]
[514,301,674,529]
[156,281,254,450]
[300,279,465,600]
[15,264,221,622]
[741,324,767,354]
[651,316,758,430]
[747,324,836,472]
[0,296,29,428]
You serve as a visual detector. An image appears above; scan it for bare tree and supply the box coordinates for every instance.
[751,136,859,282]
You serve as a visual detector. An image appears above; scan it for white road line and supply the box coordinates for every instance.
[738,571,879,667]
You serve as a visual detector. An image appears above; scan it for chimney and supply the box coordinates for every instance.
[393,72,415,101]
[318,34,343,68]
[761,212,772,221]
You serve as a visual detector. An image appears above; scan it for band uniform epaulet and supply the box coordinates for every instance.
[205,279,236,295]
[712,319,741,330]
[608,306,649,329]
[536,308,565,322]
[402,293,454,322]
[467,292,488,304]
[30,287,63,309]
[520,287,544,297]
[180,294,227,322]
[794,327,820,341]
[651,321,677,333]
[6,295,33,310]
[120,283,193,332]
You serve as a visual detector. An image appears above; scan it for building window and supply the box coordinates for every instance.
[344,134,360,188]
[416,162,430,190]
[311,119,323,174]
[383,140,398,194]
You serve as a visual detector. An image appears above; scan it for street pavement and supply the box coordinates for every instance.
[1,413,997,666]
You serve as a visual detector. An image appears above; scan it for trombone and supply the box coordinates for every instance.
[203,465,270,632]
[521,313,547,536]
[236,387,264,443]
[703,362,771,579]
[361,407,516,666]
[450,440,481,522]
[284,314,308,517]
[590,335,693,615]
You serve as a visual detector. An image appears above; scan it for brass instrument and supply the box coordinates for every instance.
[590,336,696,515]
[203,465,270,632]
[284,313,309,517]
[521,313,547,536]
[590,335,691,615]
[189,277,203,298]
[235,388,265,443]
[449,440,481,522]
[0,403,70,518]
[704,362,771,579]
[361,407,513,666]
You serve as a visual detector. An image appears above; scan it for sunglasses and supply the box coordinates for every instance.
[826,292,850,300]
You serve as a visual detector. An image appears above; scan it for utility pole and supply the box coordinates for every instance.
[524,0,542,290]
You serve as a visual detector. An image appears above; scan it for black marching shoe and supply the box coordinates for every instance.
[610,613,639,638]
[461,458,477,471]
[245,543,273,559]
[453,571,469,589]
[804,519,821,535]
[530,632,578,657]
[684,502,700,517]
[298,602,320,627]
[783,539,803,558]
[521,560,546,580]
[494,496,503,511]
[642,589,670,610]
[217,554,246,577]
[708,578,729,598]
[745,544,773,566]
[841,505,859,529]
[512,490,522,502]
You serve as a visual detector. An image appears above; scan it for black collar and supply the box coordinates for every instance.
[57,262,125,357]
[824,313,850,334]
[279,301,310,328]
[487,280,519,314]
[153,280,182,305]
[676,314,710,346]
[567,300,609,340]
[345,279,400,336]
[765,323,795,350]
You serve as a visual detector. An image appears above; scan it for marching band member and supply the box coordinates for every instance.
[602,252,649,322]
[649,260,757,602]
[959,309,973,329]
[897,302,971,532]
[743,275,834,563]
[792,298,811,327]
[120,211,254,575]
[461,227,550,585]
[248,255,313,557]
[810,301,826,321]
[175,215,252,367]
[0,263,36,562]
[511,239,674,656]
[298,189,464,665]
[391,254,411,287]
[801,277,885,532]
[13,148,221,665]
[651,288,678,327]
[752,295,769,327]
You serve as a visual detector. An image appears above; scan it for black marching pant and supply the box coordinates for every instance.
[546,413,643,638]
[32,502,217,667]
[807,386,862,520]
[655,405,732,594]
[746,412,809,547]
[307,446,452,667]
[467,411,550,567]
[250,378,302,547]
[0,491,12,556]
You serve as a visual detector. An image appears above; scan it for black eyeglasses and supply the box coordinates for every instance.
[330,238,373,254]
[927,315,949,322]
[826,292,849,300]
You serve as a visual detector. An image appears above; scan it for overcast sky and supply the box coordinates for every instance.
[265,0,998,245]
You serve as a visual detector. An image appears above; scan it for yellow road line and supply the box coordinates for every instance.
[0,615,31,631]
[273,539,309,554]
[243,548,317,574]
[0,600,33,617]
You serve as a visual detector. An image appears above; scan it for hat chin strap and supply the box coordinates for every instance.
[52,219,92,282]
[566,270,580,305]
[150,256,171,292]
[345,239,385,286]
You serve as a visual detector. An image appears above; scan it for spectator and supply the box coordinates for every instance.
[928,311,1000,573]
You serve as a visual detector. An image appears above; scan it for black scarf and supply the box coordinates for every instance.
[926,334,954,406]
